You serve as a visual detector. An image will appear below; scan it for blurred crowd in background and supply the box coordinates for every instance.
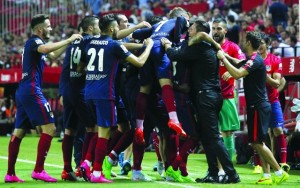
[0,0,299,136]
[0,0,299,69]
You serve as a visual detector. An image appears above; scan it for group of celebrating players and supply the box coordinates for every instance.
[5,5,290,185]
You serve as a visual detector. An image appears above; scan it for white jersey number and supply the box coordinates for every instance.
[154,20,167,32]
[70,47,81,69]
[87,48,104,72]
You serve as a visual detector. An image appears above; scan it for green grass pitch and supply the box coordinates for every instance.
[0,136,299,188]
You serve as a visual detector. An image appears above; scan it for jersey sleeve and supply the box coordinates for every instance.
[272,56,282,74]
[31,38,44,53]
[166,41,188,62]
[173,16,188,44]
[231,43,245,60]
[114,41,132,60]
[132,28,152,40]
[242,59,260,74]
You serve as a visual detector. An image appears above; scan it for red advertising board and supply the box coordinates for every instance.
[0,67,62,84]
[282,57,300,77]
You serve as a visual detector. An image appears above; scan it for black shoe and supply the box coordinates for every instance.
[196,174,219,183]
[220,173,240,184]
[218,174,225,183]
[120,161,131,175]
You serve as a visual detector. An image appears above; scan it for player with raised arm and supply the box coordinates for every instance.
[5,14,82,183]
[82,14,153,183]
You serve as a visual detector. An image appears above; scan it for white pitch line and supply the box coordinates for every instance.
[0,156,63,168]
[155,181,202,188]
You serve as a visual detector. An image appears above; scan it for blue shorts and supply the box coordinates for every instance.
[140,45,172,86]
[63,91,95,130]
[115,95,129,124]
[269,101,284,128]
[124,75,140,128]
[15,93,55,128]
[247,103,271,143]
[174,91,197,137]
[87,99,117,128]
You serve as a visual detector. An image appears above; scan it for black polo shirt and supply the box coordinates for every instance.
[166,41,221,92]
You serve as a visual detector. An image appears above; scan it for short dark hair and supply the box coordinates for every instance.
[228,15,235,23]
[260,33,271,45]
[213,17,227,29]
[213,17,227,25]
[270,34,280,42]
[194,20,210,34]
[81,15,99,32]
[246,31,262,50]
[31,14,49,29]
[290,35,298,44]
[99,14,117,32]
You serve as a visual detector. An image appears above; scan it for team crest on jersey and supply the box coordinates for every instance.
[266,65,271,71]
[50,112,54,118]
[120,45,128,53]
[279,63,282,70]
[42,55,47,61]
[35,39,43,45]
[245,60,253,68]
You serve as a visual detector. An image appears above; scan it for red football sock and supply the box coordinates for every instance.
[107,129,123,154]
[167,134,179,169]
[132,139,145,170]
[81,132,94,164]
[161,85,176,113]
[153,132,162,161]
[179,160,188,176]
[135,92,148,120]
[172,138,197,170]
[109,129,134,161]
[276,134,287,163]
[34,133,53,172]
[93,137,108,171]
[85,133,98,162]
[7,136,22,175]
[62,134,74,172]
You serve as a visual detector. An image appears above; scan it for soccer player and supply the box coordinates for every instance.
[218,31,289,185]
[163,35,199,183]
[132,7,190,143]
[5,14,82,183]
[258,33,289,172]
[59,15,100,181]
[162,19,240,184]
[82,14,153,183]
[78,15,152,182]
[211,18,245,161]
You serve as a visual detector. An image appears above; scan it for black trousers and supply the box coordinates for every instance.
[195,90,236,176]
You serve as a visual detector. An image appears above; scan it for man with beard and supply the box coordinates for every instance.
[5,14,82,183]
[82,14,153,183]
[213,18,245,161]
[212,18,245,176]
